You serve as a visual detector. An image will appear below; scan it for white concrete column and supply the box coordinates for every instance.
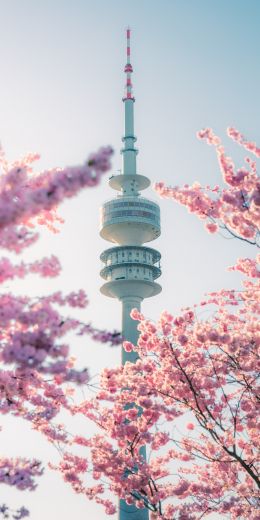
[122,99,137,176]
[119,296,149,520]
[121,296,142,363]
[124,99,134,137]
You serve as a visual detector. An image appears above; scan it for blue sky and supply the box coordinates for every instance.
[0,1,259,518]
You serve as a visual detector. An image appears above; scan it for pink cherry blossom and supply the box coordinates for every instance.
[205,222,218,233]
[0,145,121,518]
[0,459,43,490]
[227,127,260,157]
[228,255,260,278]
[0,146,113,233]
[0,505,29,519]
[155,127,260,247]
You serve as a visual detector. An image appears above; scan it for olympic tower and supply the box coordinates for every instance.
[100,29,162,519]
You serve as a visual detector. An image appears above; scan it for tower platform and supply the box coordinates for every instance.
[100,196,160,244]
[109,173,150,192]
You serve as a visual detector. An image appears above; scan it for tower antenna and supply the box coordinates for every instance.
[124,26,134,100]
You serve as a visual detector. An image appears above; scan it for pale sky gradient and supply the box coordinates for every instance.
[0,1,259,519]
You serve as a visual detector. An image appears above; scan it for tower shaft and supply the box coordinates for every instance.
[121,296,141,364]
[120,296,149,520]
[122,99,137,176]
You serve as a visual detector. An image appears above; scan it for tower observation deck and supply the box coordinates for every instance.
[100,28,161,520]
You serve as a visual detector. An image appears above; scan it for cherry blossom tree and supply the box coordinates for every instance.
[53,129,259,519]
[55,260,259,519]
[0,145,121,514]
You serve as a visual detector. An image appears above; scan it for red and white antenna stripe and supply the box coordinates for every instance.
[124,27,134,100]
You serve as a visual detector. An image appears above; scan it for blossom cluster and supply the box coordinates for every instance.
[0,146,113,253]
[0,147,112,233]
[0,504,29,519]
[0,458,43,491]
[155,127,260,246]
[0,256,61,284]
